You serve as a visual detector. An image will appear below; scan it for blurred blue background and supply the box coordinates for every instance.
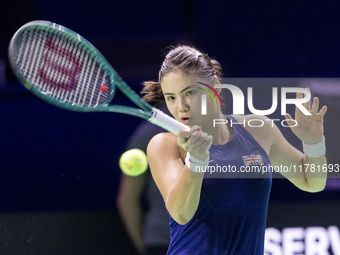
[1,1,340,254]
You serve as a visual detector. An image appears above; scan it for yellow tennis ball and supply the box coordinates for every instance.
[119,149,148,176]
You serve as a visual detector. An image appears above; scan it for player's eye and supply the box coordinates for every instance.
[186,90,195,96]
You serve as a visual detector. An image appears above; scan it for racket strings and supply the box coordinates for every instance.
[13,26,112,107]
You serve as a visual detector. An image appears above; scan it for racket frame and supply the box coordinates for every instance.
[8,20,188,134]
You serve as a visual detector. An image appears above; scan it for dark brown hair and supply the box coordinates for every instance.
[141,45,222,103]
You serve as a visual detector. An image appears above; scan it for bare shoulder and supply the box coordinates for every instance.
[147,132,185,161]
[148,132,177,151]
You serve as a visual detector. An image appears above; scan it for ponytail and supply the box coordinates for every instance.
[141,81,165,105]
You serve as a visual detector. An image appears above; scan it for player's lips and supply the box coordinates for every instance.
[180,117,190,124]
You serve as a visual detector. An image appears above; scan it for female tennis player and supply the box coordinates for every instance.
[142,45,327,254]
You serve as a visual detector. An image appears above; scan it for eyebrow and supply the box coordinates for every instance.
[163,86,192,96]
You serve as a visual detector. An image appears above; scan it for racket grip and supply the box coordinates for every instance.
[149,108,189,135]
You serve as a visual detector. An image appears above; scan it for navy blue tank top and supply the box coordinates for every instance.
[166,115,272,255]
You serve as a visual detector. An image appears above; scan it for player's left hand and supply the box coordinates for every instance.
[285,88,327,144]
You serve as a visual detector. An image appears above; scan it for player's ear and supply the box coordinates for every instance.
[214,76,222,94]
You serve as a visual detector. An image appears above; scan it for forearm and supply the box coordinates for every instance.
[165,166,204,225]
[301,134,327,191]
[302,154,327,192]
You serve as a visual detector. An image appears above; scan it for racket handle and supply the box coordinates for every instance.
[149,108,189,135]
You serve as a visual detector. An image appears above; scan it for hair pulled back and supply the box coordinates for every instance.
[141,45,222,104]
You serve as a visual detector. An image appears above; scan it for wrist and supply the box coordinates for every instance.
[303,135,323,145]
[302,135,326,158]
[185,152,209,172]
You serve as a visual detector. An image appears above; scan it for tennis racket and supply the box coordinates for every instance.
[8,20,188,135]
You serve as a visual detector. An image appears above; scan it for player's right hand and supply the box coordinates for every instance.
[178,125,213,160]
